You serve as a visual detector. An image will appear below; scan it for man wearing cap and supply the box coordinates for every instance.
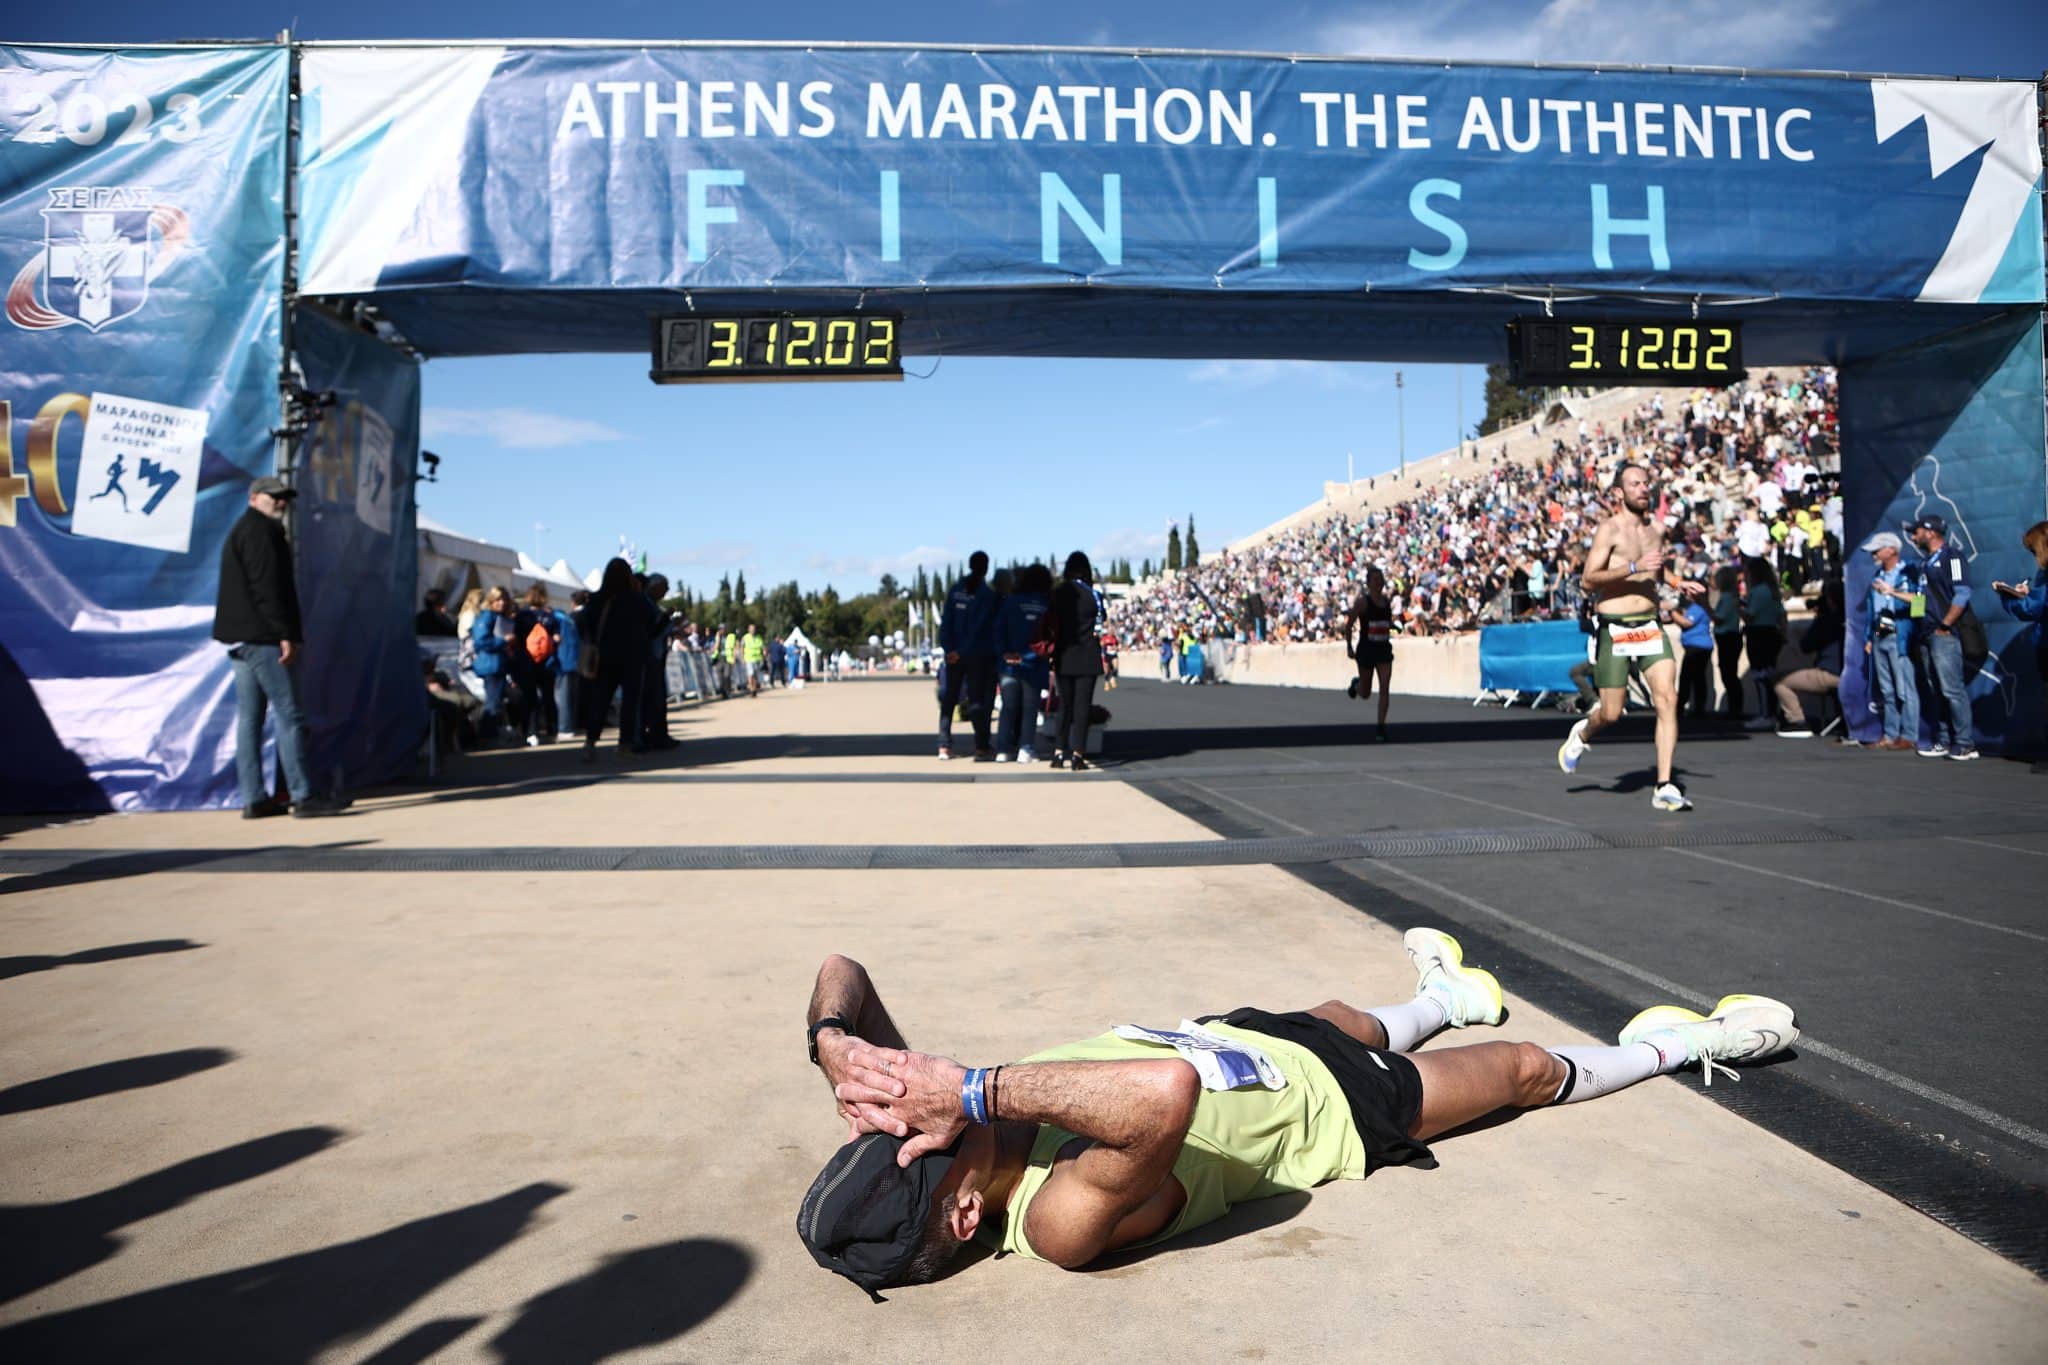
[212,476,345,817]
[1861,533,1920,751]
[1903,515,1979,761]
[798,944,1798,1294]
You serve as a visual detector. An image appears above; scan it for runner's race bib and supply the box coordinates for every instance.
[1607,621,1666,657]
[1366,622,1391,642]
[1113,1022,1288,1092]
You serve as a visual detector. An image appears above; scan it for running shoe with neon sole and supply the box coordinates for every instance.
[1618,993,1799,1086]
[1557,719,1590,773]
[1402,926,1504,1027]
[1651,781,1693,812]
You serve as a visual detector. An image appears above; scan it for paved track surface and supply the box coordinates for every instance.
[1102,677,2048,1266]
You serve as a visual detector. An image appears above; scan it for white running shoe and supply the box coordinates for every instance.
[1651,781,1693,812]
[1402,927,1504,1027]
[994,753,1013,763]
[1618,993,1799,1086]
[1557,719,1589,774]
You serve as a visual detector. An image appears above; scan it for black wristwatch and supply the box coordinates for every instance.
[807,1016,849,1067]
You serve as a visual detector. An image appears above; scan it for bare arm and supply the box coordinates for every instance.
[806,955,911,1138]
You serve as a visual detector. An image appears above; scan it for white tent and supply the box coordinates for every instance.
[417,513,582,604]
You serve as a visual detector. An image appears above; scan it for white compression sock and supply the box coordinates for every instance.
[1545,1040,1675,1104]
[1366,988,1451,1052]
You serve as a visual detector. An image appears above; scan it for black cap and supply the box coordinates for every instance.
[1908,513,1947,535]
[796,1131,959,1296]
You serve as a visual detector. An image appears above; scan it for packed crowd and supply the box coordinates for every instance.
[1112,369,1844,653]
[416,564,813,760]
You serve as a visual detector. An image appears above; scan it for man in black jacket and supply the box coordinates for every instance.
[212,476,344,818]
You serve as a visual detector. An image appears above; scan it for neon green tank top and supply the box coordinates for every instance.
[986,1022,1366,1262]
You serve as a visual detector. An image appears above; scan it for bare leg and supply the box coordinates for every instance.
[1645,657,1680,784]
[1405,1042,1565,1141]
[1306,999,1390,1050]
[1374,663,1392,728]
[1580,686,1626,740]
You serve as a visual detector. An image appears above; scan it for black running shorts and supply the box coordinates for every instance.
[1196,1007,1436,1171]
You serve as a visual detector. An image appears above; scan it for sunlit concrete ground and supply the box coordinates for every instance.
[2,679,2043,1361]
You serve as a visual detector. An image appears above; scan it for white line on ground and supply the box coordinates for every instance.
[1361,858,2048,1153]
[1362,772,1580,827]
[1257,747,1324,769]
[1701,791,1816,819]
[1185,781,1315,836]
[1944,835,2048,859]
[1662,846,2048,944]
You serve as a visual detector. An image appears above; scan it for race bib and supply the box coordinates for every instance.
[1112,1022,1288,1092]
[1607,621,1665,657]
[1366,623,1391,642]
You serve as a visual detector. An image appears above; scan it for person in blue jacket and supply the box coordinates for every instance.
[994,563,1053,762]
[1993,519,2048,768]
[551,595,582,739]
[1903,514,1977,760]
[1861,533,1921,751]
[1670,591,1716,721]
[469,584,516,740]
[937,550,1000,760]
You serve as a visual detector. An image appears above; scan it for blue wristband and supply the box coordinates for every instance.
[961,1067,989,1125]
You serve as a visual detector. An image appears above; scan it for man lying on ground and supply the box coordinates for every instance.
[797,936,1797,1294]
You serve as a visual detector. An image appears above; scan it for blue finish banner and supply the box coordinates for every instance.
[0,45,288,811]
[291,306,428,793]
[1479,620,1587,695]
[300,46,2042,311]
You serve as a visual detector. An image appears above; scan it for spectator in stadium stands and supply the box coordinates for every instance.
[512,585,561,747]
[1711,566,1746,720]
[1862,533,1921,752]
[470,585,517,743]
[212,475,345,818]
[415,587,457,637]
[1741,557,1786,723]
[1905,515,1978,761]
[579,557,656,762]
[1051,552,1105,771]
[937,551,999,761]
[995,563,1053,763]
[1773,579,1845,740]
[1993,521,2048,769]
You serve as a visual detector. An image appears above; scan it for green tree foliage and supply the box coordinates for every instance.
[1481,363,1544,434]
[1185,516,1200,567]
[1166,525,1182,572]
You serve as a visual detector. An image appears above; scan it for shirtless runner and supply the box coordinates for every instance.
[1557,464,1706,812]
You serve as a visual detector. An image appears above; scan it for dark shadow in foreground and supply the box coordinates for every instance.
[0,1181,566,1363]
[488,1237,752,1364]
[0,1125,342,1305]
[0,1047,234,1116]
[0,938,205,981]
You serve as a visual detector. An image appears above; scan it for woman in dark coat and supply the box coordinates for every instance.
[1049,551,1106,771]
[578,557,656,761]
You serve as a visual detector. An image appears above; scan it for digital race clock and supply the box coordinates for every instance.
[1508,318,1744,387]
[650,312,903,383]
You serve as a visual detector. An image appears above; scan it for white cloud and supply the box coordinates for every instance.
[1311,0,1861,68]
[422,407,628,449]
[804,543,961,583]
[1091,527,1170,562]
[1187,360,1380,391]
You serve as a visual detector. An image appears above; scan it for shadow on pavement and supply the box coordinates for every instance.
[1084,1189,1313,1273]
[0,938,205,981]
[486,1237,752,1364]
[0,1181,567,1362]
[0,1048,235,1116]
[0,1125,342,1305]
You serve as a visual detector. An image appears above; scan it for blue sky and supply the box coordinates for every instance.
[16,2,2046,594]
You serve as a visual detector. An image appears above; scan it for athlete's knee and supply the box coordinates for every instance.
[1596,696,1625,725]
[1510,1042,1564,1106]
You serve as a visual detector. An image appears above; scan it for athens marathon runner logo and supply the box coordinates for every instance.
[7,187,191,334]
